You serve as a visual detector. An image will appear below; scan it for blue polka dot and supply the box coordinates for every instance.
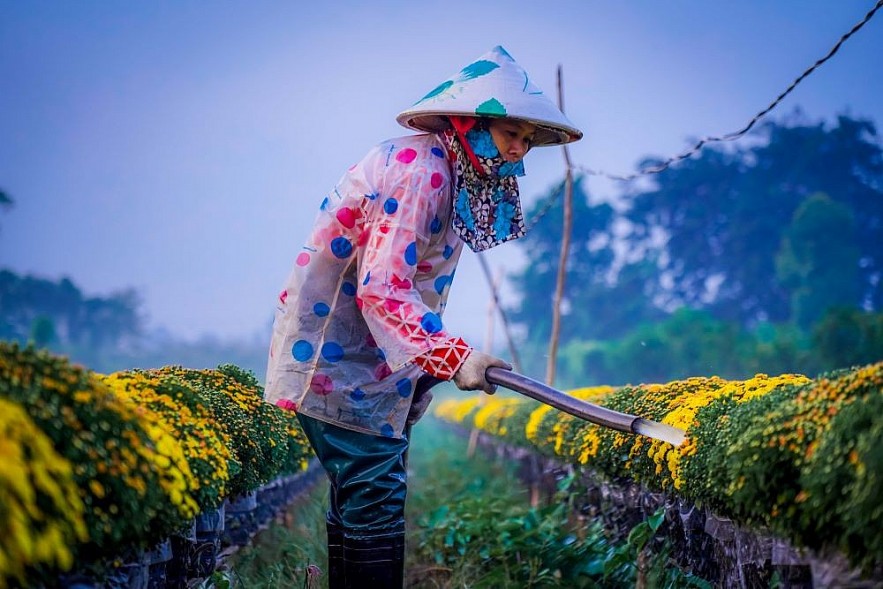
[434,275,451,294]
[420,312,443,334]
[431,147,445,158]
[376,348,386,362]
[380,424,395,437]
[320,197,329,210]
[363,272,371,285]
[292,340,314,361]
[396,378,412,398]
[330,236,353,259]
[443,245,454,259]
[321,342,345,362]
[341,282,357,296]
[313,302,330,317]
[384,198,398,214]
[404,242,417,266]
[350,388,365,401]
[430,216,442,234]
[364,192,378,200]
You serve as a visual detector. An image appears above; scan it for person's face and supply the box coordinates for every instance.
[488,119,536,163]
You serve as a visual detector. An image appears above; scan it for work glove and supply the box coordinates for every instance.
[453,350,512,395]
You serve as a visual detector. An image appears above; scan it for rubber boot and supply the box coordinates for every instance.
[342,533,405,589]
[326,520,345,589]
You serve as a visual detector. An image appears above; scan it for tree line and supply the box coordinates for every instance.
[509,114,883,387]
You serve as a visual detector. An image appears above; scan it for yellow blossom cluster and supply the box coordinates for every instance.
[473,396,523,437]
[102,371,235,511]
[0,399,88,588]
[434,396,483,425]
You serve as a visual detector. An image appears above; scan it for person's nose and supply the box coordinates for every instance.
[509,141,527,162]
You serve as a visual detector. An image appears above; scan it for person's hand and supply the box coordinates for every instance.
[453,350,512,395]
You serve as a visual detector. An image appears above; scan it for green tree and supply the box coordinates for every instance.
[29,315,57,348]
[509,177,663,349]
[811,308,883,371]
[776,193,861,329]
[625,115,883,326]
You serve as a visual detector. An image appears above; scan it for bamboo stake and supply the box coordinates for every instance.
[546,64,574,386]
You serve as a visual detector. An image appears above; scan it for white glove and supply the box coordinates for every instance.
[453,350,512,395]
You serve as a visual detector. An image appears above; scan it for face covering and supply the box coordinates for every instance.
[441,116,527,252]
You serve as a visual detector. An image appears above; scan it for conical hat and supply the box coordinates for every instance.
[397,46,583,147]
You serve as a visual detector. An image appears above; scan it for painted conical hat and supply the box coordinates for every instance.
[397,46,582,147]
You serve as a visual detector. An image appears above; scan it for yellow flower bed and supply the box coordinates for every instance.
[0,398,87,589]
[433,363,883,568]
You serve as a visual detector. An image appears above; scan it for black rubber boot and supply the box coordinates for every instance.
[326,520,346,588]
[342,533,405,589]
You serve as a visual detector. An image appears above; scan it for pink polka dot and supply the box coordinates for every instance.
[336,207,356,229]
[296,253,311,266]
[358,229,370,247]
[417,261,433,273]
[310,374,333,396]
[396,148,417,164]
[430,172,443,189]
[355,296,364,310]
[279,290,288,304]
[390,275,412,289]
[375,363,393,381]
[379,226,390,234]
[385,299,401,313]
[276,399,298,412]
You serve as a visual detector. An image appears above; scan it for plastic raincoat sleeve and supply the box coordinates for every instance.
[356,156,452,372]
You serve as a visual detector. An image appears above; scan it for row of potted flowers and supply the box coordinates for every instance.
[434,361,883,570]
[0,342,312,589]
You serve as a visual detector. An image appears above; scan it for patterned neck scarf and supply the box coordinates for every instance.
[441,116,527,252]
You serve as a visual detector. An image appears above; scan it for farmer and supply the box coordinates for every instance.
[265,46,582,588]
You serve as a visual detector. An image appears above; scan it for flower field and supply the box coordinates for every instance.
[435,362,883,570]
[0,342,312,589]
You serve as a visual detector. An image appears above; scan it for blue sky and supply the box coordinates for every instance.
[2,1,882,350]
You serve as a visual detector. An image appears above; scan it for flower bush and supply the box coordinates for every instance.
[0,397,87,589]
[149,364,290,497]
[102,370,235,511]
[434,362,883,568]
[0,343,197,561]
[0,343,315,587]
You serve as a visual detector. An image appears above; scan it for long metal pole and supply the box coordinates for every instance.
[486,367,686,446]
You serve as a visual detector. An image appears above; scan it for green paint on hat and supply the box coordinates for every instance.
[475,98,507,116]
[418,79,453,103]
[459,60,499,81]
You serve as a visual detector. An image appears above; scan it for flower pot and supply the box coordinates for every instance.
[192,505,225,578]
[223,491,258,546]
[146,539,173,589]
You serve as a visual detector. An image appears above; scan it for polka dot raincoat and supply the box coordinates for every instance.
[265,133,464,438]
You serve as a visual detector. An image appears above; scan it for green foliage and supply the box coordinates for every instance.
[776,193,862,329]
[0,269,142,365]
[509,177,663,356]
[509,115,883,386]
[151,365,288,497]
[812,307,883,372]
[625,115,883,324]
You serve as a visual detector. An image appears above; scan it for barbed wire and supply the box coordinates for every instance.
[527,0,883,229]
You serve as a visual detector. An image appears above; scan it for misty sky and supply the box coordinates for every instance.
[2,1,882,351]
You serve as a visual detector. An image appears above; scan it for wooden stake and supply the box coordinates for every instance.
[546,64,574,386]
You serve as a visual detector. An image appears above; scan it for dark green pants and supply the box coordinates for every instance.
[297,413,411,588]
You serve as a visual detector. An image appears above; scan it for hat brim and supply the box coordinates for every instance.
[397,112,583,147]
